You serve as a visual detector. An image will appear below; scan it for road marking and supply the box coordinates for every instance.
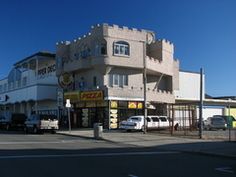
[0,151,180,159]
[215,167,234,174]
[0,140,79,145]
[128,174,138,177]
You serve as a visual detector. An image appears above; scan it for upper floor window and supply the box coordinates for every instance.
[56,57,63,69]
[9,82,13,90]
[93,76,97,88]
[113,41,130,56]
[95,39,107,56]
[109,74,128,87]
[0,85,2,93]
[101,43,107,55]
[17,80,21,88]
[4,83,7,92]
[22,77,27,87]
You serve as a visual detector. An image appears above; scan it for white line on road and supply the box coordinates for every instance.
[0,140,79,145]
[215,167,234,174]
[128,174,138,177]
[0,151,180,159]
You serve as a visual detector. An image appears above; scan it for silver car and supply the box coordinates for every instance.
[204,117,227,130]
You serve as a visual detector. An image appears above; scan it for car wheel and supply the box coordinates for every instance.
[223,128,226,131]
[24,126,28,134]
[207,126,210,131]
[33,126,38,134]
[126,129,131,132]
[6,124,10,131]
[141,125,147,132]
[51,130,56,134]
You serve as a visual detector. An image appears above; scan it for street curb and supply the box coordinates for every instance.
[179,150,236,160]
[56,132,95,140]
[57,132,236,160]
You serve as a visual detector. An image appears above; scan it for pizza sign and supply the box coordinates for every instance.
[80,91,103,101]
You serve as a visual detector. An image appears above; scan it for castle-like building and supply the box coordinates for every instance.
[56,23,179,129]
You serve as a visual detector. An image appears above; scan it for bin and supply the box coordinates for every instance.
[94,123,103,139]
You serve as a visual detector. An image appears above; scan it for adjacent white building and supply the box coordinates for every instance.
[174,70,236,126]
[0,52,58,118]
[175,70,205,101]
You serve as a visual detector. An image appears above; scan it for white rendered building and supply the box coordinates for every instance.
[0,52,58,118]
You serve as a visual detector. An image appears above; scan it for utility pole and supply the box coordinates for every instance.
[199,68,203,139]
[228,98,231,142]
[143,41,147,134]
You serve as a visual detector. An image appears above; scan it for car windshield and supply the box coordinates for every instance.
[211,118,225,123]
[151,117,159,122]
[129,117,140,122]
[159,117,167,122]
[214,115,236,122]
[39,115,57,120]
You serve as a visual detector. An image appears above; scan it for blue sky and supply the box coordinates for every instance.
[0,0,235,96]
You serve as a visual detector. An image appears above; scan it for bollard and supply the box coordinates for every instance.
[94,123,103,139]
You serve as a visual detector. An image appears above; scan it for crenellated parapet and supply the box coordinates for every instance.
[56,23,155,48]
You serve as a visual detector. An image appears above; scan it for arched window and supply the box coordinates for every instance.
[113,41,130,56]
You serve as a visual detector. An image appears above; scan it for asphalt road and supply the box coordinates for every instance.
[0,131,235,177]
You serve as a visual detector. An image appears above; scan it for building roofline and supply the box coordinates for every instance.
[179,69,201,74]
[0,77,8,82]
[14,51,55,66]
[212,96,236,100]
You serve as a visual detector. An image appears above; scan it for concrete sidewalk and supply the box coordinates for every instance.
[57,129,236,159]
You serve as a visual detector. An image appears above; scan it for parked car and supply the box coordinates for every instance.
[0,116,6,128]
[213,115,236,128]
[204,117,227,130]
[0,113,27,130]
[120,115,179,132]
[24,114,59,134]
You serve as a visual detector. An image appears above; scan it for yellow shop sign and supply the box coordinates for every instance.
[80,91,103,101]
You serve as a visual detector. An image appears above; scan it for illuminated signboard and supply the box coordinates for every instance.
[110,101,118,108]
[128,102,143,109]
[64,91,80,103]
[128,102,137,109]
[137,102,143,109]
[80,91,103,101]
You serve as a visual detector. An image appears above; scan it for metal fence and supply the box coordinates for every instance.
[153,104,236,142]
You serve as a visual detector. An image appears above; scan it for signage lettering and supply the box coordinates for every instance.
[80,91,103,101]
[38,64,56,77]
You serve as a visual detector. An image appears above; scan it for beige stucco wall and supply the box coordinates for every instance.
[56,23,179,103]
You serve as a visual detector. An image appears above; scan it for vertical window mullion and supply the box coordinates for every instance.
[119,74,123,87]
[109,74,113,86]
